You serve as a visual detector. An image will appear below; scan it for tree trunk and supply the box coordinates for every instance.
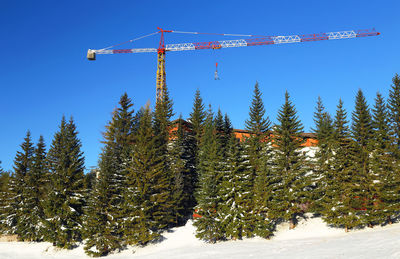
[345,226,349,232]
[289,219,296,230]
[388,216,392,225]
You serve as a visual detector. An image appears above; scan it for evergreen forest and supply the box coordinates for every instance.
[1,74,400,256]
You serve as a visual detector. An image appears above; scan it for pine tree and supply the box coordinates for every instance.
[388,73,400,148]
[152,85,176,229]
[124,105,164,245]
[244,82,272,228]
[169,116,194,225]
[245,82,271,134]
[320,99,353,230]
[84,157,122,256]
[370,93,400,225]
[252,141,275,238]
[214,109,230,154]
[349,89,374,227]
[245,82,271,179]
[84,93,136,254]
[269,91,310,229]
[194,107,224,242]
[187,89,206,206]
[322,92,375,231]
[20,135,48,241]
[311,97,334,213]
[189,89,207,149]
[44,117,85,249]
[8,131,35,239]
[84,93,137,255]
[0,162,11,234]
[218,135,254,240]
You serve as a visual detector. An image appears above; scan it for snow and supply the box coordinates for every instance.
[2,217,400,258]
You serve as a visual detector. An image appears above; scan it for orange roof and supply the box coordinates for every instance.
[169,119,318,147]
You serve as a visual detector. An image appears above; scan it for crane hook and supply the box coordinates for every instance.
[214,62,220,80]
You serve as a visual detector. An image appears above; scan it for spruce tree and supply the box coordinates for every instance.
[388,73,400,148]
[245,82,271,177]
[218,135,254,240]
[0,162,11,234]
[349,89,374,227]
[187,89,206,206]
[9,131,34,239]
[44,117,85,249]
[245,82,271,134]
[189,89,206,149]
[320,99,353,230]
[84,93,136,254]
[322,92,375,231]
[194,107,224,242]
[214,109,230,154]
[311,97,334,213]
[244,82,272,228]
[169,115,197,225]
[252,141,275,238]
[124,104,164,245]
[151,85,176,229]
[370,93,400,224]
[21,135,48,241]
[270,91,310,229]
[84,154,122,256]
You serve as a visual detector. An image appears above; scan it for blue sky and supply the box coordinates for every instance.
[1,0,399,171]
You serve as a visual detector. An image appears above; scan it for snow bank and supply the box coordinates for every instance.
[273,215,344,240]
[2,217,400,258]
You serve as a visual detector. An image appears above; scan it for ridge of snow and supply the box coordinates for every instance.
[2,217,400,258]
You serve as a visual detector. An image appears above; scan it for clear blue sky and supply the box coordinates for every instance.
[1,0,399,171]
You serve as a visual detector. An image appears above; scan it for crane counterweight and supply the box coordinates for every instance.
[87,49,96,61]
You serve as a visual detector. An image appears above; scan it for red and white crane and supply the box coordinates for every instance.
[87,28,380,100]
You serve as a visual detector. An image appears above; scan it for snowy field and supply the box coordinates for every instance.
[2,216,400,259]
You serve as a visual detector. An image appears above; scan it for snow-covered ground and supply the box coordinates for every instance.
[2,216,400,259]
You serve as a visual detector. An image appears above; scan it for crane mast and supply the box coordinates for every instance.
[87,28,380,101]
[156,28,171,101]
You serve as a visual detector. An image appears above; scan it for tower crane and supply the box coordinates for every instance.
[87,28,379,100]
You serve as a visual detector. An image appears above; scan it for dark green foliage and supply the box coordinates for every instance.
[320,99,352,228]
[124,105,166,245]
[214,109,231,154]
[218,135,255,240]
[245,82,271,134]
[9,131,35,239]
[187,90,207,205]
[244,83,271,210]
[0,162,11,234]
[152,86,176,229]
[369,93,400,225]
[252,142,275,238]
[311,97,334,213]
[84,163,122,257]
[189,89,206,148]
[270,91,310,228]
[388,74,400,148]
[84,94,137,256]
[194,108,224,242]
[322,91,375,230]
[44,117,85,249]
[349,89,374,227]
[21,135,48,241]
[170,116,197,225]
[244,83,274,236]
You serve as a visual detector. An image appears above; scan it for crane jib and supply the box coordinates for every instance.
[90,29,380,55]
